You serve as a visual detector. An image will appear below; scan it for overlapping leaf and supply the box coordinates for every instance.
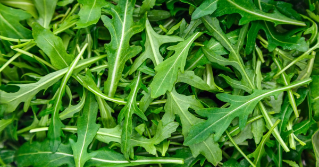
[76,0,108,28]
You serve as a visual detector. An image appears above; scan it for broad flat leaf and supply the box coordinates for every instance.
[129,19,183,74]
[312,130,319,167]
[0,119,13,134]
[246,21,308,54]
[117,74,147,159]
[96,119,178,156]
[150,32,202,98]
[0,3,32,39]
[34,0,58,29]
[71,92,100,167]
[213,0,305,26]
[248,120,280,167]
[184,78,311,145]
[102,0,145,97]
[17,140,183,167]
[48,44,88,152]
[165,89,222,165]
[0,56,105,113]
[76,0,108,28]
[0,0,38,18]
[32,22,74,69]
[251,107,266,144]
[191,0,218,20]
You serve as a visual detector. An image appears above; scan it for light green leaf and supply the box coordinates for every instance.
[0,0,37,18]
[32,22,74,70]
[0,3,32,39]
[150,32,202,98]
[165,89,222,165]
[117,73,147,159]
[0,119,13,134]
[102,0,145,97]
[48,44,88,152]
[76,0,108,28]
[70,92,100,167]
[129,19,183,74]
[34,0,58,29]
[213,0,305,26]
[59,92,86,120]
[16,140,183,167]
[192,0,218,20]
[139,0,156,14]
[283,160,300,167]
[248,120,280,167]
[184,78,311,145]
[177,71,220,92]
[0,55,106,113]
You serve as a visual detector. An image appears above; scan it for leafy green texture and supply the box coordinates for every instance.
[165,89,222,165]
[2,1,319,167]
[70,92,100,167]
[213,0,305,26]
[191,0,218,20]
[32,23,74,69]
[76,0,108,28]
[102,0,145,97]
[0,3,32,38]
[117,73,147,159]
[130,19,183,74]
[34,0,57,29]
[185,78,311,145]
[150,32,202,98]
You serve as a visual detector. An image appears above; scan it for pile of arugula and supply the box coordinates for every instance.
[1,0,319,166]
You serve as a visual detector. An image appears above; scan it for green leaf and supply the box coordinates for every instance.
[70,92,100,167]
[311,75,319,121]
[34,0,57,29]
[283,160,299,167]
[312,129,319,167]
[117,73,147,159]
[129,19,183,74]
[76,0,108,28]
[139,0,156,14]
[165,89,222,165]
[102,0,145,97]
[213,0,306,26]
[96,118,178,156]
[191,0,218,20]
[0,3,32,39]
[184,78,311,145]
[32,22,74,69]
[246,21,308,55]
[248,120,280,167]
[150,32,202,98]
[0,55,105,113]
[0,118,13,134]
[0,0,38,18]
[177,71,221,92]
[16,140,184,167]
[59,92,86,120]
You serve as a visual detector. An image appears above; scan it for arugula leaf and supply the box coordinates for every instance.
[165,89,222,165]
[213,0,306,26]
[150,32,202,98]
[102,0,145,97]
[0,119,13,134]
[0,55,106,113]
[34,0,57,29]
[184,78,311,145]
[130,19,183,74]
[32,23,74,69]
[48,44,88,152]
[70,92,100,167]
[191,0,218,20]
[117,73,147,159]
[76,0,108,28]
[0,3,32,38]
[313,129,319,167]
